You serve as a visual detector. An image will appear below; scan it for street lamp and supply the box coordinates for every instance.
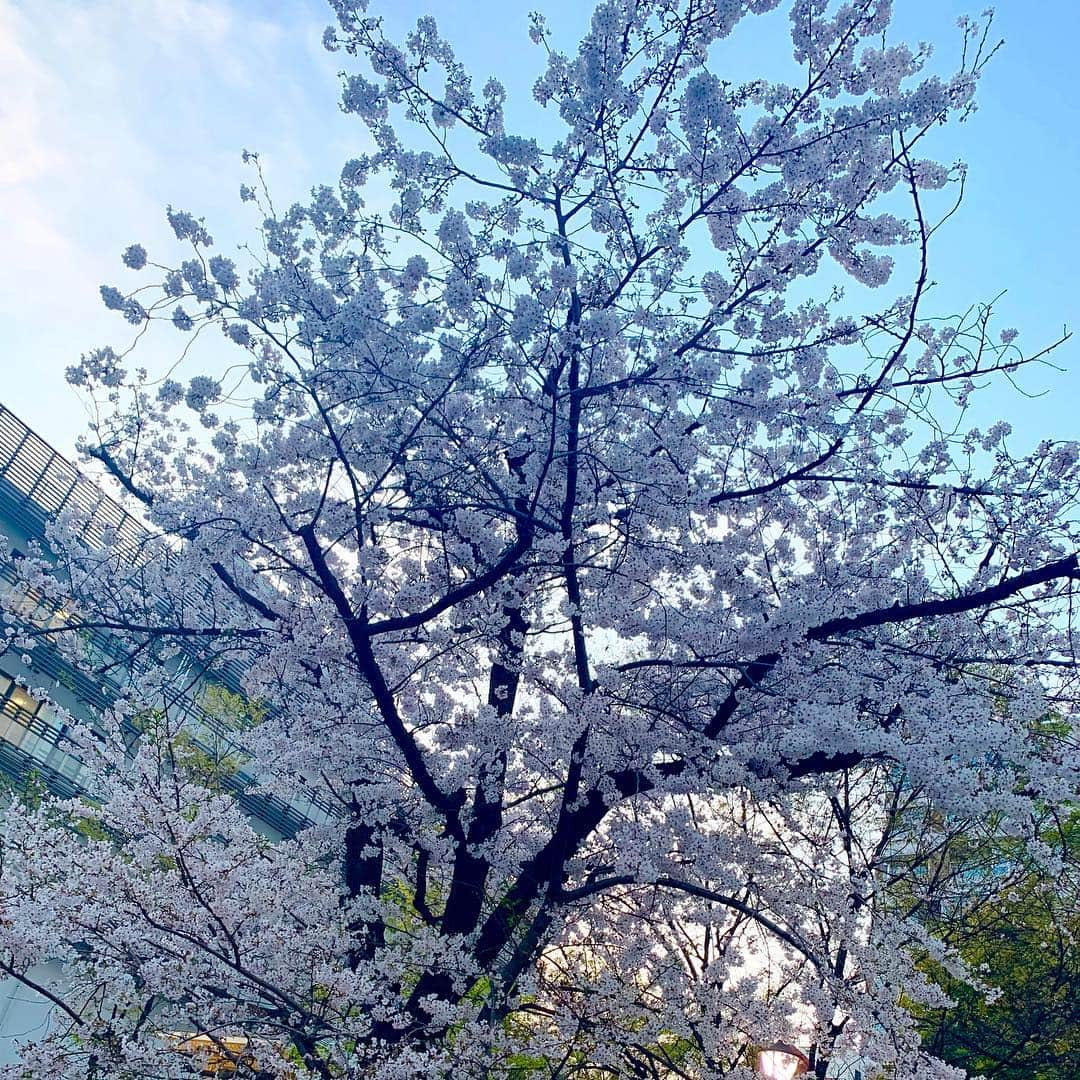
[756,1042,811,1080]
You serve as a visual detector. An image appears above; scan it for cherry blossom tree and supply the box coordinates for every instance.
[2,0,1078,1077]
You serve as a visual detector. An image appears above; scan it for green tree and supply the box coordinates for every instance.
[901,810,1079,1078]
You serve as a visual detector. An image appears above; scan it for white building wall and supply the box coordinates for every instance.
[0,963,62,1066]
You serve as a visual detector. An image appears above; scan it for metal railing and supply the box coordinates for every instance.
[0,404,333,837]
[0,403,246,688]
[0,694,71,752]
[0,733,82,802]
[0,404,143,553]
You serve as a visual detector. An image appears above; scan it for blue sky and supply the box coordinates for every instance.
[0,0,1076,457]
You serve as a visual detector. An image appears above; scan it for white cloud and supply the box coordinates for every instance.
[0,0,353,453]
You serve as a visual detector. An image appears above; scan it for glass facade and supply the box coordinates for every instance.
[0,401,330,836]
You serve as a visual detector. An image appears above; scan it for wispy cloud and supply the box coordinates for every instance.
[0,0,352,451]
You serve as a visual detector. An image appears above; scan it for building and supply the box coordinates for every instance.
[0,402,331,1063]
[0,401,330,833]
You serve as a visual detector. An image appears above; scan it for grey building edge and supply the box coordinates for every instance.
[0,401,333,839]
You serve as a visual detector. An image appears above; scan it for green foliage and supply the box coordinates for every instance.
[130,686,265,791]
[903,810,1080,1079]
[170,729,246,790]
[200,684,266,731]
[73,807,110,842]
[0,767,48,809]
[504,1050,550,1079]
